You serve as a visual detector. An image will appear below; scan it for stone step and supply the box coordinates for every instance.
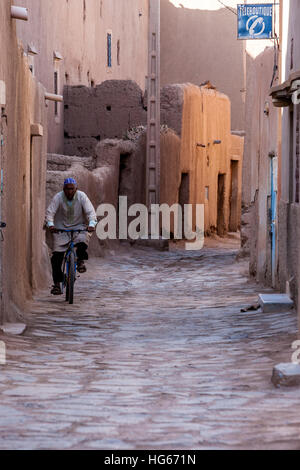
[0,323,26,336]
[272,363,300,388]
[258,293,294,313]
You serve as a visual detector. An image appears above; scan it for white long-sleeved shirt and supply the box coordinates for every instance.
[46,191,97,230]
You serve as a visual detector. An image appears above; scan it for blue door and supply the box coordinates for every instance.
[270,156,277,286]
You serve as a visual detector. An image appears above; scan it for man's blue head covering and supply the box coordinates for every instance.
[64,178,77,187]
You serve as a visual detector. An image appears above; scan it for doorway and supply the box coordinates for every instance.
[229,161,239,232]
[119,153,131,199]
[217,173,226,237]
[179,173,190,238]
[118,153,132,237]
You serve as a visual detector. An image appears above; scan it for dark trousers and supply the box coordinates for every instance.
[51,243,88,284]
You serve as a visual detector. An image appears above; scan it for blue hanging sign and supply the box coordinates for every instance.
[237,4,274,40]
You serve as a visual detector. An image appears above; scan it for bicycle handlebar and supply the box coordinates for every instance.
[51,228,89,233]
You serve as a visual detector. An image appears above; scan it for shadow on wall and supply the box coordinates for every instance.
[160,0,246,131]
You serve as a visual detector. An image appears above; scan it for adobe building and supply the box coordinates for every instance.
[269,1,300,319]
[161,0,277,135]
[15,0,150,154]
[160,83,244,236]
[242,0,300,320]
[0,2,50,325]
[241,47,279,287]
[242,0,300,333]
[61,79,243,239]
[160,0,246,132]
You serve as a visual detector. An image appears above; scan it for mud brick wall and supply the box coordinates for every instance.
[0,1,51,323]
[161,84,185,137]
[64,80,147,157]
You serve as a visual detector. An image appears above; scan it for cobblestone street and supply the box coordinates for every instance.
[0,239,299,450]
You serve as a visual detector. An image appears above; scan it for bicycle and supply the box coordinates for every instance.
[57,229,88,305]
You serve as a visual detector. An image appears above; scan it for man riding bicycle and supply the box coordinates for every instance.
[45,178,97,295]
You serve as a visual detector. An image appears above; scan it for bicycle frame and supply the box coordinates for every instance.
[58,229,87,297]
[62,233,77,294]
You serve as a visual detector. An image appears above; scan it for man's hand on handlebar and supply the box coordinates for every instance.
[87,226,96,233]
[49,226,58,233]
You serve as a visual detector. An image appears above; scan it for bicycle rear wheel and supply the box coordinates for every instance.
[67,252,75,304]
[65,272,69,302]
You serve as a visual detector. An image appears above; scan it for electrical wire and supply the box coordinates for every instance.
[216,0,237,16]
[270,40,279,88]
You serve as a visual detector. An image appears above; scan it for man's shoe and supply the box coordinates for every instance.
[51,284,62,295]
[77,260,87,274]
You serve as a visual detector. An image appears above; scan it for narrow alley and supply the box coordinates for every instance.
[0,239,298,450]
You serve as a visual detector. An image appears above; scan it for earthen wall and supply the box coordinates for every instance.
[161,83,243,236]
[0,1,49,324]
[64,80,147,157]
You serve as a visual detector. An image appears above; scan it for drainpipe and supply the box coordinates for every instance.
[45,92,63,103]
[11,6,28,21]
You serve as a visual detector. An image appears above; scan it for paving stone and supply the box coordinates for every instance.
[133,238,169,251]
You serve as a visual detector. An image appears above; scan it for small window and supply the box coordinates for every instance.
[107,33,112,68]
[54,71,58,116]
[117,40,120,66]
[83,0,86,22]
[28,55,35,75]
[291,37,294,70]
[205,187,209,201]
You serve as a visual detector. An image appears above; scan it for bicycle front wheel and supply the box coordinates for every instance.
[67,252,75,305]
